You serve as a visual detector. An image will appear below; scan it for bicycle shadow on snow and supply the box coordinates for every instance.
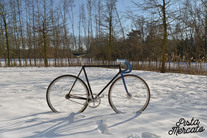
[32,111,141,137]
[0,111,141,137]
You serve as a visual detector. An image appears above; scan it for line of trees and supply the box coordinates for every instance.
[0,0,207,73]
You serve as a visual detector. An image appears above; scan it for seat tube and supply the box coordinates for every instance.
[83,67,94,98]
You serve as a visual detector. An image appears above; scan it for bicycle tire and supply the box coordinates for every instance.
[108,74,150,113]
[46,75,89,113]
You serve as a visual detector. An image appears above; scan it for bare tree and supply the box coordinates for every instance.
[201,0,207,8]
[0,1,10,66]
[132,0,180,73]
[68,0,76,50]
[62,0,72,65]
[32,0,37,66]
[114,5,125,39]
[80,3,87,45]
[87,0,93,49]
[104,0,117,63]
[161,0,168,73]
[42,0,49,66]
[34,0,58,66]
[25,0,33,65]
[97,0,103,38]
[9,0,20,66]
[201,0,207,61]
[0,10,4,66]
[17,0,27,66]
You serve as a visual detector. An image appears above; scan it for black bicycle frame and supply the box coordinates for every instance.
[72,65,122,100]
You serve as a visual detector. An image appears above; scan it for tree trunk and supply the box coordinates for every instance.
[17,0,27,66]
[161,0,167,73]
[108,14,112,63]
[43,23,48,67]
[3,15,10,66]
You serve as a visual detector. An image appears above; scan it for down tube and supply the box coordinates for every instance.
[96,72,121,98]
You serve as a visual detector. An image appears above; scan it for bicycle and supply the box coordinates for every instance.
[46,59,150,114]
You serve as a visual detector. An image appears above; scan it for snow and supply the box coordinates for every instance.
[0,67,206,138]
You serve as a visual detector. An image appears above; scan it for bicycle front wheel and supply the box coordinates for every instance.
[108,74,150,113]
[46,75,89,113]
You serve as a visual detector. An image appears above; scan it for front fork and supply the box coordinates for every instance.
[121,73,131,97]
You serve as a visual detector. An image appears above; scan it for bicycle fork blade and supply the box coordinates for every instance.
[121,74,131,97]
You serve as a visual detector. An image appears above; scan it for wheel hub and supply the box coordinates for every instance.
[65,94,70,99]
[127,93,132,98]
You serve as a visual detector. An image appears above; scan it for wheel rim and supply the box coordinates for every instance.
[46,75,89,113]
[109,75,150,113]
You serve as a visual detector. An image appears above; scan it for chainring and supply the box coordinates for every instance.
[88,94,101,108]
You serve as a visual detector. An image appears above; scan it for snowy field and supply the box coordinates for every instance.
[0,67,206,138]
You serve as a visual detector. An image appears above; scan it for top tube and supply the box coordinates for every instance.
[82,59,132,74]
[117,59,132,74]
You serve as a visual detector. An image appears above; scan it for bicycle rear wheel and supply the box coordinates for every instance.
[46,75,89,113]
[108,74,150,113]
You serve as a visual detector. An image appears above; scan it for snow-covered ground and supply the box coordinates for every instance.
[0,67,206,138]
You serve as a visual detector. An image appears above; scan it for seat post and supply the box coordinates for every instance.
[72,53,87,65]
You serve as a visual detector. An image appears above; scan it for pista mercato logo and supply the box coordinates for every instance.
[168,117,205,136]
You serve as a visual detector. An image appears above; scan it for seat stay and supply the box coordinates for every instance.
[68,68,84,95]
